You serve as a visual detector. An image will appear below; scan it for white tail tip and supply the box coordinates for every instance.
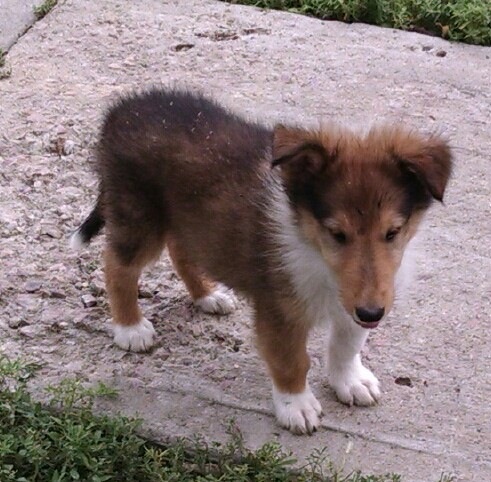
[69,230,86,251]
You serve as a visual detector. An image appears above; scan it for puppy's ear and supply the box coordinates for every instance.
[272,125,331,187]
[394,133,453,202]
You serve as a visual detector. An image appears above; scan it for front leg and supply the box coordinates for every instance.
[255,307,322,435]
[327,318,380,406]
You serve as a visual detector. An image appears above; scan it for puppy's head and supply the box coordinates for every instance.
[272,124,452,328]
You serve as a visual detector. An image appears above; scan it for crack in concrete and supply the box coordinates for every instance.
[165,384,490,468]
[0,0,54,53]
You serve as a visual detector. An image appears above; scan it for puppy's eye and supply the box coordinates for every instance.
[330,231,347,245]
[385,229,400,242]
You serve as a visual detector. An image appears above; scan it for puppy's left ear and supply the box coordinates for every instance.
[395,134,453,202]
[272,125,331,188]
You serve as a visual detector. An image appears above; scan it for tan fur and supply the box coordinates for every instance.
[104,248,143,327]
[299,207,426,320]
[100,121,450,370]
[104,236,164,327]
[167,237,216,301]
[74,90,452,430]
[256,305,311,393]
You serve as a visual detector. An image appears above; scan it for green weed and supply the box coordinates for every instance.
[33,0,59,20]
[225,0,491,46]
[0,356,454,481]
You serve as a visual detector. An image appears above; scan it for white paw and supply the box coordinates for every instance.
[113,317,156,352]
[328,356,380,406]
[273,384,323,435]
[195,287,237,315]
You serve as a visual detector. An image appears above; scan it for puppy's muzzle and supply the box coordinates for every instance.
[354,306,385,329]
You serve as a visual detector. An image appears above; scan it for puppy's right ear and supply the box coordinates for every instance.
[394,134,453,203]
[272,125,331,190]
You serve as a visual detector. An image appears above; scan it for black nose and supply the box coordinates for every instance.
[355,306,385,323]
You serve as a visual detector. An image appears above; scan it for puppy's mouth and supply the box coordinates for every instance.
[354,319,380,329]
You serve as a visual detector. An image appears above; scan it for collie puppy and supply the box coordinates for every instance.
[71,89,452,434]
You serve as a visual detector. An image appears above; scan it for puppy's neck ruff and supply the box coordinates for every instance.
[266,179,347,326]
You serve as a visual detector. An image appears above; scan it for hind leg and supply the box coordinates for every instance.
[105,237,163,352]
[167,237,237,315]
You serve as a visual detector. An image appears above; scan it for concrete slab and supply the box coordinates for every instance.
[0,1,490,481]
[0,0,45,51]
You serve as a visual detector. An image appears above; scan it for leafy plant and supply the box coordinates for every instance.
[225,0,491,46]
[34,0,59,20]
[0,356,454,481]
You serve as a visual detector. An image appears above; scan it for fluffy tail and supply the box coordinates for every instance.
[69,197,105,251]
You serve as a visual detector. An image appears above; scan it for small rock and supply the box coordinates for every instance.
[40,306,72,325]
[173,43,195,52]
[436,50,447,57]
[72,313,104,333]
[232,339,243,352]
[89,283,105,296]
[191,325,203,337]
[138,289,153,298]
[0,66,12,80]
[15,294,39,311]
[81,294,97,308]
[63,140,76,155]
[49,321,68,333]
[123,56,136,66]
[422,45,433,52]
[395,376,413,387]
[41,227,62,239]
[47,136,67,156]
[19,325,44,338]
[242,27,270,35]
[212,31,238,41]
[8,317,28,329]
[49,290,66,299]
[25,280,42,293]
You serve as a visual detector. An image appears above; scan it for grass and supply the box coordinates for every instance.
[0,356,455,482]
[225,0,491,46]
[33,0,58,20]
